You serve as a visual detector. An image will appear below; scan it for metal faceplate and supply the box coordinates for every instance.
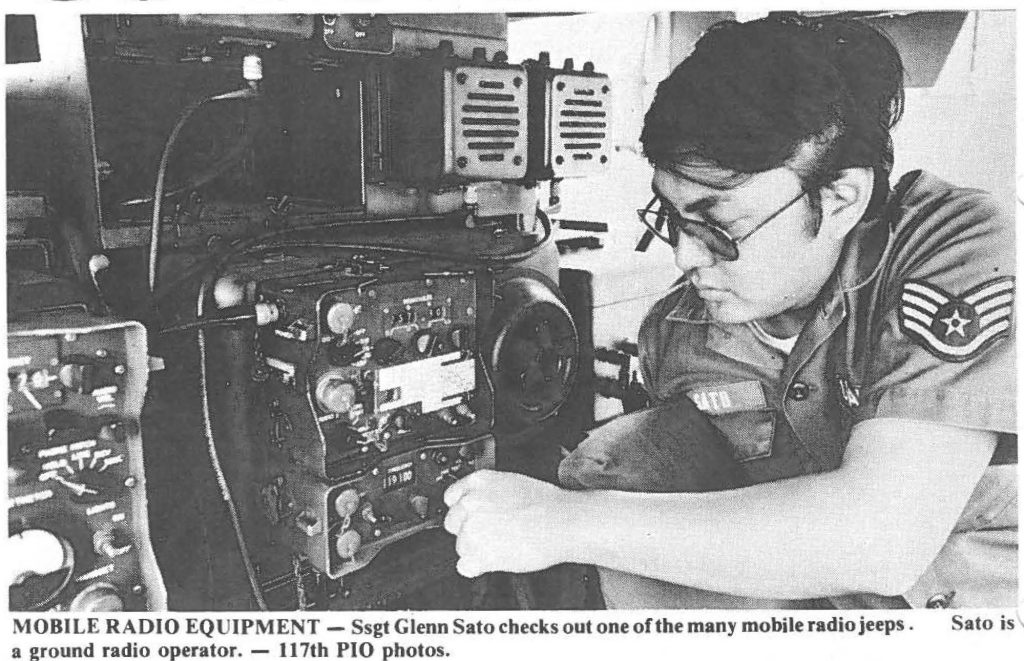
[549,72,612,177]
[444,65,529,180]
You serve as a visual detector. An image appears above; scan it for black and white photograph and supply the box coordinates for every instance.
[3,2,1018,654]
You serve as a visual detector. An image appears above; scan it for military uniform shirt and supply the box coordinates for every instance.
[630,170,1016,608]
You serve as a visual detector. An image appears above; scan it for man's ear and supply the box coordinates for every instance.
[819,168,874,240]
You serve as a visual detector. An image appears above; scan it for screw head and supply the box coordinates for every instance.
[556,82,565,91]
[600,155,608,164]
[456,156,469,168]
[456,72,468,84]
[555,156,565,165]
[602,85,610,94]
[513,155,523,165]
[124,476,138,488]
[513,76,523,88]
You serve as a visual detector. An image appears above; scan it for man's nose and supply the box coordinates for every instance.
[673,233,717,271]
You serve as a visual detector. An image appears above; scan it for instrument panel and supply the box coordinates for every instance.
[7,315,166,611]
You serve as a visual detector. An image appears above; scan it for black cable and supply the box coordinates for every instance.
[149,88,258,294]
[194,276,269,611]
[122,111,258,208]
[158,313,256,335]
[153,207,554,307]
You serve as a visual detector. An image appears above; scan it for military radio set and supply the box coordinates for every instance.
[7,13,609,611]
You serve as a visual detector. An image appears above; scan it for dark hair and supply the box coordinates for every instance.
[640,15,904,222]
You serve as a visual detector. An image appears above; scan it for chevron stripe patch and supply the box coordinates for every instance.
[899,277,1014,362]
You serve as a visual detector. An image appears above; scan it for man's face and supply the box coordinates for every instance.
[651,166,846,326]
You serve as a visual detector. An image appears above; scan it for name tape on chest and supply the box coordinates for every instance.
[686,380,768,415]
[899,277,1014,363]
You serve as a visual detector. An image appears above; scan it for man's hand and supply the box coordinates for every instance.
[443,470,571,578]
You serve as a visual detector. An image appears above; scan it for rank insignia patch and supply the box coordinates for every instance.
[899,277,1014,362]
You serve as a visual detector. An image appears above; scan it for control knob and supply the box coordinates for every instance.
[315,373,357,415]
[326,302,357,335]
[413,330,445,356]
[333,489,361,518]
[448,325,474,351]
[335,529,362,560]
[69,583,125,612]
[409,495,430,520]
[93,528,133,558]
[57,362,89,393]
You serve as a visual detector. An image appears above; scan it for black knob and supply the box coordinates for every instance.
[448,325,474,351]
[413,330,444,356]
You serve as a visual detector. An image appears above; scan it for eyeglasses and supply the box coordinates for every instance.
[635,189,808,261]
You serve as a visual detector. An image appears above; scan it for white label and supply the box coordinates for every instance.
[8,490,54,508]
[402,294,433,306]
[376,352,476,414]
[86,501,116,516]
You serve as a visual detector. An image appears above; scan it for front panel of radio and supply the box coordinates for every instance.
[7,316,165,611]
[217,256,497,579]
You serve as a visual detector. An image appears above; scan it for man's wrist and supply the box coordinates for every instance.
[541,487,596,567]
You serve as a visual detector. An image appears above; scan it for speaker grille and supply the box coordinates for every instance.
[446,65,528,179]
[550,73,612,177]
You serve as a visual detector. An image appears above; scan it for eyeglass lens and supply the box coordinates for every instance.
[655,203,739,261]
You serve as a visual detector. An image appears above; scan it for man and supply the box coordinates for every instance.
[444,15,1016,608]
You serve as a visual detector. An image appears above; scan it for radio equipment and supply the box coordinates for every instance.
[11,12,606,610]
[388,43,529,183]
[525,53,613,180]
[7,314,165,611]
[197,246,496,582]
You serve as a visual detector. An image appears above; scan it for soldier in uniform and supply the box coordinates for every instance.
[444,15,1015,608]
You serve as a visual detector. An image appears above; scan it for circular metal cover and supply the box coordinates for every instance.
[488,273,578,429]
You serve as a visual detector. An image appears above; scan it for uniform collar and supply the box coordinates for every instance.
[818,211,893,318]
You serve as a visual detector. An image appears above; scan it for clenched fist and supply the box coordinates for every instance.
[443,470,575,577]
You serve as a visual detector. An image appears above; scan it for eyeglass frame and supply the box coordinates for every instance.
[636,187,809,261]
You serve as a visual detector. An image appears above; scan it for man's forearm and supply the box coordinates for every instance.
[558,471,886,599]
[555,421,995,600]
